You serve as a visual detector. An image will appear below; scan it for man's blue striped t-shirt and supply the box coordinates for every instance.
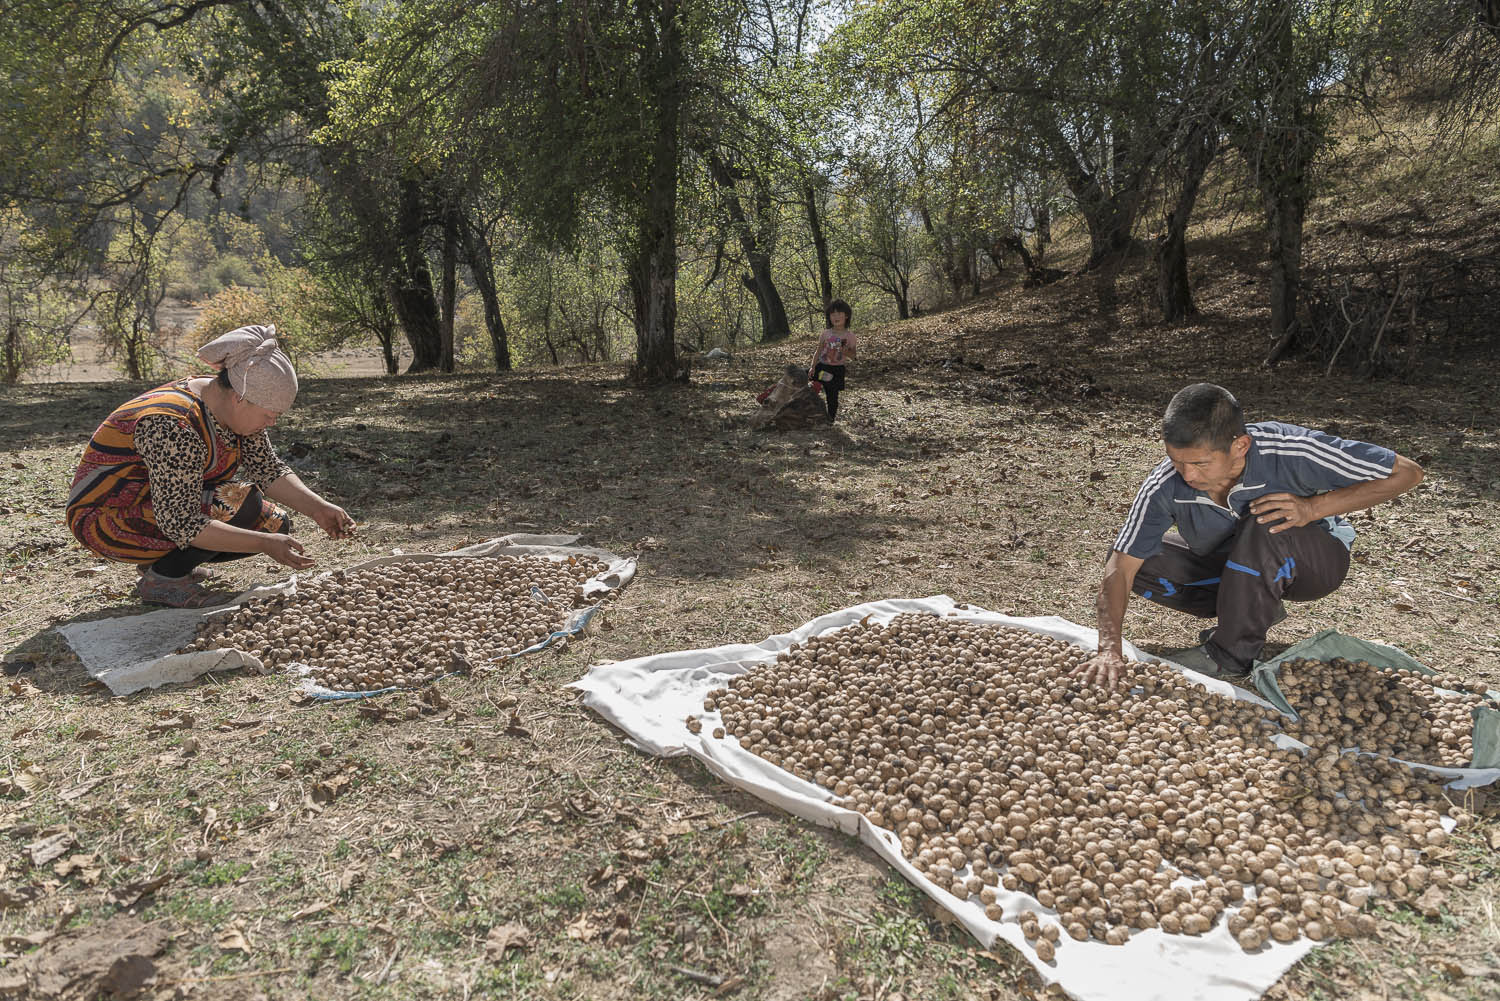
[1113,421,1396,560]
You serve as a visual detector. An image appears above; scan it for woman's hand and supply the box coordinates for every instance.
[262,533,314,569]
[311,502,357,540]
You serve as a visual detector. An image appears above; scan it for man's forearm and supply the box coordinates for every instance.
[1095,564,1133,658]
[1308,454,1424,520]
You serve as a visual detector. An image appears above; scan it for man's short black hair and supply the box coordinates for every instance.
[825,299,852,327]
[1162,383,1245,451]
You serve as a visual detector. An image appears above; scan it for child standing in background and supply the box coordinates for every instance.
[808,299,858,422]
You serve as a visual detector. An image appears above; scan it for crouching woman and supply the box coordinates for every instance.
[67,325,356,608]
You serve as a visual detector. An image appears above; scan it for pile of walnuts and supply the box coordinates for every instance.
[182,555,611,690]
[1276,657,1486,767]
[704,615,1471,955]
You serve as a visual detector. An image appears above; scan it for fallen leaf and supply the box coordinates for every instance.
[215,717,272,730]
[564,912,598,942]
[108,873,173,908]
[58,778,105,802]
[28,832,76,867]
[0,885,39,910]
[311,774,350,804]
[146,712,194,735]
[53,853,101,885]
[290,901,333,921]
[215,922,251,953]
[337,867,365,894]
[52,901,78,933]
[1415,886,1448,918]
[0,765,45,798]
[504,711,530,739]
[485,923,532,960]
[661,820,694,837]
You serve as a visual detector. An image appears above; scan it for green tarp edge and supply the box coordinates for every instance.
[1250,628,1500,770]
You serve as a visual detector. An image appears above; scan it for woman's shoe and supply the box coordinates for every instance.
[136,569,234,609]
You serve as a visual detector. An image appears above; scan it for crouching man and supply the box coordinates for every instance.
[1075,383,1423,686]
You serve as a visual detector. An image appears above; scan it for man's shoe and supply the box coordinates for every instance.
[1161,643,1249,682]
[1199,603,1287,646]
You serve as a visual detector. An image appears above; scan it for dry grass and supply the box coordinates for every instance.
[4,193,1500,999]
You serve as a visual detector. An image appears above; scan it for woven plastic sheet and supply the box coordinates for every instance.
[571,596,1317,1001]
[55,534,634,697]
[1252,629,1500,773]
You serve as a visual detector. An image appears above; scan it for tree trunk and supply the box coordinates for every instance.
[1034,202,1050,264]
[460,219,512,371]
[1003,234,1035,272]
[1264,187,1306,356]
[542,298,558,365]
[439,205,458,373]
[708,154,790,342]
[379,330,398,375]
[628,0,682,385]
[804,184,833,310]
[1246,7,1317,363]
[1042,121,1145,270]
[1156,124,1220,323]
[391,178,443,372]
[5,318,21,384]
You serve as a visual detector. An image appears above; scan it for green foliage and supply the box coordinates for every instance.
[191,285,276,351]
[0,212,79,383]
[1,0,1489,383]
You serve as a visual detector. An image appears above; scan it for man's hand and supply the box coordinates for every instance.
[1249,492,1319,533]
[1072,650,1129,689]
[312,502,357,540]
[262,534,314,570]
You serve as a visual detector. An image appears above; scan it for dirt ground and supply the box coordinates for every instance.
[2,225,1499,1001]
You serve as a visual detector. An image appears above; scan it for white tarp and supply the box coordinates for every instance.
[571,595,1313,1001]
[56,534,635,696]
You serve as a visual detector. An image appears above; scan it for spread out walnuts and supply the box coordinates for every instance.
[1275,657,1487,767]
[181,555,612,690]
[704,614,1472,955]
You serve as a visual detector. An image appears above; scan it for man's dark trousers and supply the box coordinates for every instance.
[1132,516,1350,670]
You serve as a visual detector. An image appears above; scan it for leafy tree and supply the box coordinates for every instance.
[843,149,925,319]
[0,213,78,383]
